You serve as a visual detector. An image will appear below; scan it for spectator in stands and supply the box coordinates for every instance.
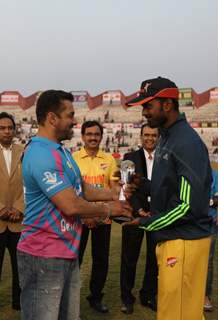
[106,136,110,148]
[17,91,132,320]
[0,112,24,310]
[73,120,118,313]
[125,76,212,320]
[204,168,218,312]
[120,124,159,314]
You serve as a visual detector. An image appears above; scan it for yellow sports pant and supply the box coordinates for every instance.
[156,237,211,320]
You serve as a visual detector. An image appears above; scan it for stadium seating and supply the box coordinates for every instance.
[1,101,218,162]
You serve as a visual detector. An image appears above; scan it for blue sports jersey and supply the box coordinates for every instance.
[209,169,218,219]
[18,136,83,259]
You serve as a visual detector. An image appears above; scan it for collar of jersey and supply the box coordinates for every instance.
[160,113,186,136]
[80,147,105,159]
[31,136,61,150]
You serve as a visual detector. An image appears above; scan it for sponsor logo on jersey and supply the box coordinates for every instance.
[43,171,57,184]
[42,171,63,192]
[163,153,169,161]
[100,163,109,170]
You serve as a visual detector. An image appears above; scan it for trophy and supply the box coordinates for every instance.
[119,160,135,200]
[113,160,135,223]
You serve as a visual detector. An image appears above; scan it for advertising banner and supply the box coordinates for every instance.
[190,122,200,128]
[1,94,19,103]
[103,91,121,104]
[210,88,218,101]
[71,91,87,105]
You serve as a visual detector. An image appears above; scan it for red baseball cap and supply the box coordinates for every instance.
[126,76,179,107]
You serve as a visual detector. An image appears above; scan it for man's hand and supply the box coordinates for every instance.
[0,207,10,220]
[138,209,151,218]
[124,173,141,200]
[82,218,99,229]
[111,172,140,200]
[122,217,141,227]
[122,210,152,226]
[109,200,133,219]
[8,208,23,222]
[110,186,120,201]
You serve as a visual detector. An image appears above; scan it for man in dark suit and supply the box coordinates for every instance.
[120,123,159,314]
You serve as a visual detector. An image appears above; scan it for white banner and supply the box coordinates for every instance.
[210,89,218,100]
[1,94,19,103]
[103,91,121,104]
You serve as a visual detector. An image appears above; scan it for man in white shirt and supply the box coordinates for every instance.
[0,112,24,310]
[120,124,159,314]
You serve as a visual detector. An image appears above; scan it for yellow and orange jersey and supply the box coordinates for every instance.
[73,147,118,190]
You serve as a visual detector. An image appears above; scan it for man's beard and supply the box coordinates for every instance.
[57,127,74,142]
[147,116,166,128]
[0,136,13,146]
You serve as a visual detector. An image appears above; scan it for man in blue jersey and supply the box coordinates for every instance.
[17,90,132,320]
[204,168,218,311]
[125,77,212,320]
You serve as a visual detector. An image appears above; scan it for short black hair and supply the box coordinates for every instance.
[140,123,160,136]
[141,123,151,135]
[81,120,103,136]
[0,112,16,129]
[36,90,74,125]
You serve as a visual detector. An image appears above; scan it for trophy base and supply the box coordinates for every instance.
[112,216,132,224]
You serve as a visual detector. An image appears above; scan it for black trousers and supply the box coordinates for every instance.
[0,228,21,307]
[79,224,111,301]
[120,226,158,305]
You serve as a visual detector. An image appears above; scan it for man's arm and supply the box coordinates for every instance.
[212,170,218,208]
[213,195,218,208]
[212,170,218,225]
[50,186,132,219]
[82,181,117,202]
[29,147,132,220]
[11,183,25,221]
[110,180,119,189]
[13,188,25,214]
[125,141,212,230]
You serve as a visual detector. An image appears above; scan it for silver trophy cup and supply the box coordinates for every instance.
[119,160,135,201]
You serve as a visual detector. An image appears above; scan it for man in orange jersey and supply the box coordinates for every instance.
[73,120,118,313]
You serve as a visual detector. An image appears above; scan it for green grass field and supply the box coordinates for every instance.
[1,223,218,320]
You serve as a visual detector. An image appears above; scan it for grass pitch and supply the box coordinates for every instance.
[0,223,217,320]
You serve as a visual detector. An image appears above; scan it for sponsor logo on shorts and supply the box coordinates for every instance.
[166,256,178,267]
